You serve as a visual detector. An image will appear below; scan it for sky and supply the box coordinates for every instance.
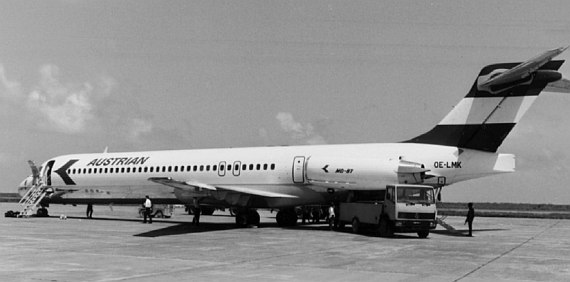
[1,0,569,204]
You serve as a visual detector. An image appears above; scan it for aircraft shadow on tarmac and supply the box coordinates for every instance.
[431,228,509,237]
[134,222,242,237]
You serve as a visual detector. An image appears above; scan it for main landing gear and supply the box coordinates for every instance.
[234,208,260,227]
[276,208,297,227]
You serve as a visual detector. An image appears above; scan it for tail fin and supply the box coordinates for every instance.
[406,49,566,152]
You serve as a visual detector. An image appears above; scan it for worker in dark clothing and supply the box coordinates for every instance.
[192,198,200,226]
[143,195,153,224]
[465,202,475,236]
[86,203,93,219]
[192,206,201,226]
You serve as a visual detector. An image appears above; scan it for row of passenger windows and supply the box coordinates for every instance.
[67,163,277,175]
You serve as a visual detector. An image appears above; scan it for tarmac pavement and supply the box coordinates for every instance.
[1,202,569,282]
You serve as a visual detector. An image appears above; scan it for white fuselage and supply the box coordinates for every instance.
[37,142,513,208]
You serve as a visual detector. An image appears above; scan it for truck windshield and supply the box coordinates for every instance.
[396,187,434,204]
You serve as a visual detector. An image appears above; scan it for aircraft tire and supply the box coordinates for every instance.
[418,230,429,238]
[201,206,215,215]
[247,209,260,226]
[36,208,48,217]
[235,211,249,227]
[276,208,297,227]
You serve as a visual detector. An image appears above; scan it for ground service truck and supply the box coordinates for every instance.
[338,184,437,238]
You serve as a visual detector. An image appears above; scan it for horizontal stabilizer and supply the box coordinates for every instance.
[478,46,567,91]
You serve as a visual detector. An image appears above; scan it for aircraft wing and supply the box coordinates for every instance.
[148,177,217,191]
[479,46,568,88]
[545,78,570,93]
[216,185,298,198]
[148,177,297,198]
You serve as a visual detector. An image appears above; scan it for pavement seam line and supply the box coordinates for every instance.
[453,220,561,282]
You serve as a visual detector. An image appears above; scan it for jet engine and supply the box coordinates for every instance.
[305,157,429,190]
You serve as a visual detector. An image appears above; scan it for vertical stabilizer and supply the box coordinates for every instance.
[406,54,565,152]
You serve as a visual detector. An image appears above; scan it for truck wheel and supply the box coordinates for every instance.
[418,230,429,238]
[378,217,393,237]
[351,218,360,234]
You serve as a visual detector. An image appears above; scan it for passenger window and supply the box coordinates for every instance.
[104,168,108,174]
[206,165,210,171]
[263,164,268,170]
[121,168,125,173]
[126,168,130,173]
[256,164,261,170]
[174,166,178,172]
[144,167,148,173]
[271,164,275,170]
[187,165,191,171]
[200,165,204,172]
[249,164,254,170]
[213,165,217,171]
[193,165,198,171]
[227,164,232,171]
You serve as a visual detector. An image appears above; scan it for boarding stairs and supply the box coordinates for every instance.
[18,183,48,217]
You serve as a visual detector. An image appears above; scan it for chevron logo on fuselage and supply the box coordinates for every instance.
[54,159,78,185]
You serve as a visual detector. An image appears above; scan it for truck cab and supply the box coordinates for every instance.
[338,184,437,238]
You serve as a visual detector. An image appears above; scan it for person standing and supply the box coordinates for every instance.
[328,203,336,230]
[192,198,200,226]
[86,203,93,219]
[465,202,475,236]
[192,206,201,226]
[143,195,153,224]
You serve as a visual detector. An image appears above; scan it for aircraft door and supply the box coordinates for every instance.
[292,156,305,183]
[218,161,226,177]
[44,160,55,186]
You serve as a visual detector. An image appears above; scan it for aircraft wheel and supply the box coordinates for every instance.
[201,206,215,215]
[235,210,249,227]
[36,208,48,217]
[276,208,297,227]
[247,209,260,226]
[351,218,360,234]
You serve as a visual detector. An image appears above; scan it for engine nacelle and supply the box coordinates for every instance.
[306,157,429,190]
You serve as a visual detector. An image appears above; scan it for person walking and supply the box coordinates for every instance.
[86,203,93,219]
[465,202,475,236]
[143,195,153,224]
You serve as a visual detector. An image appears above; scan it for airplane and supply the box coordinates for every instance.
[18,47,570,227]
